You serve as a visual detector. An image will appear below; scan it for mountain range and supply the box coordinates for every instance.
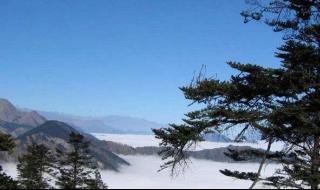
[0,99,129,171]
[0,99,46,136]
[16,120,129,170]
[0,98,267,173]
[39,111,166,135]
[38,111,235,142]
[102,140,274,163]
[1,98,240,142]
[0,99,46,127]
[0,98,259,143]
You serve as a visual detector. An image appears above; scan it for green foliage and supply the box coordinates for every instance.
[0,133,15,152]
[220,169,258,181]
[17,143,56,189]
[154,0,320,188]
[241,0,319,39]
[56,132,107,189]
[0,132,17,189]
[86,169,108,189]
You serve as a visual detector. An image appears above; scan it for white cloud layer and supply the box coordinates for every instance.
[1,134,283,189]
[101,155,280,189]
[2,156,280,189]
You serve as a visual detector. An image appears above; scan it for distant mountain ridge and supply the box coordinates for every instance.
[39,111,165,135]
[0,98,266,169]
[39,111,237,142]
[102,141,273,163]
[0,120,33,137]
[0,99,130,171]
[0,99,46,136]
[0,99,46,127]
[16,120,129,171]
[0,98,257,143]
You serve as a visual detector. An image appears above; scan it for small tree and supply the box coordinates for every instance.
[0,132,18,189]
[0,133,15,152]
[17,143,56,189]
[86,169,108,189]
[56,132,107,189]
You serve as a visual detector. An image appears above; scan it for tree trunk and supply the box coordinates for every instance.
[249,139,272,189]
[311,136,320,189]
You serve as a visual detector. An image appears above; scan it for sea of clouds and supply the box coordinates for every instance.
[101,155,280,189]
[2,155,280,189]
[1,134,283,189]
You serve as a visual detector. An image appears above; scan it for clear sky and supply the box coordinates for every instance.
[0,0,283,124]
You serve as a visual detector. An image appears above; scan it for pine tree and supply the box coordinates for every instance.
[0,133,18,189]
[0,166,18,189]
[0,133,15,152]
[56,132,106,189]
[17,143,56,189]
[154,0,320,188]
[86,169,108,189]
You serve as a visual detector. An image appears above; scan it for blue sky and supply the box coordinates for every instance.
[0,0,282,124]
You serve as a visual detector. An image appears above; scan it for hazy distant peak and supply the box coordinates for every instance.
[0,98,18,114]
[0,98,14,104]
[40,111,166,135]
[0,98,46,127]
